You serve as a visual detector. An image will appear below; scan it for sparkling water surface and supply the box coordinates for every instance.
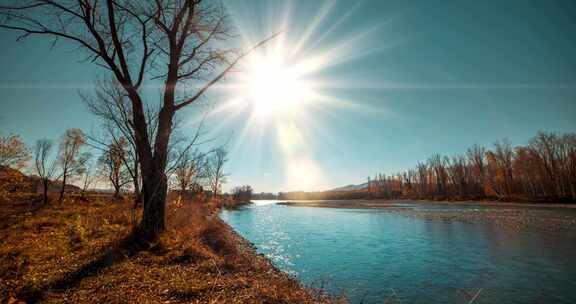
[220,200,576,303]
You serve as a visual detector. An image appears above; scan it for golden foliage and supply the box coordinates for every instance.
[0,135,30,170]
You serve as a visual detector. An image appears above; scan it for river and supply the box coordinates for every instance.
[219,200,576,303]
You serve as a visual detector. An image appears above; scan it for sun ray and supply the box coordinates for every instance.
[305,1,367,52]
[289,0,337,58]
[213,1,408,191]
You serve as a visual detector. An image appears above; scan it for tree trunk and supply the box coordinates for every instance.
[59,175,67,202]
[134,185,142,204]
[133,169,142,205]
[123,76,175,240]
[134,99,174,239]
[139,170,167,238]
[113,186,120,199]
[43,178,49,205]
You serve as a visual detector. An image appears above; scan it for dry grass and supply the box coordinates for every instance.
[0,195,337,303]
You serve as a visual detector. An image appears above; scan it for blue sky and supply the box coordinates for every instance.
[1,0,575,192]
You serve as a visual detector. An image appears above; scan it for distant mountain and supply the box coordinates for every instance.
[329,182,368,192]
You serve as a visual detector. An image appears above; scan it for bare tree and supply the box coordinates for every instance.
[528,132,576,200]
[34,139,57,204]
[362,132,575,202]
[173,148,205,195]
[98,138,130,199]
[57,129,88,202]
[466,144,486,195]
[447,155,468,196]
[0,133,30,170]
[207,147,228,196]
[83,79,149,205]
[402,170,415,196]
[560,133,576,200]
[0,1,277,238]
[514,146,540,198]
[232,185,252,202]
[79,159,96,199]
[428,154,448,196]
[492,138,515,197]
[415,162,428,197]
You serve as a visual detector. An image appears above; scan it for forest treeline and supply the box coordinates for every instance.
[0,129,235,206]
[280,131,576,203]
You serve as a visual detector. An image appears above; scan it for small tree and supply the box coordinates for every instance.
[34,139,57,204]
[83,79,147,205]
[79,159,96,199]
[98,138,130,199]
[0,134,30,170]
[207,148,228,196]
[57,129,88,202]
[492,138,515,197]
[173,149,206,196]
[232,185,253,202]
[466,144,486,195]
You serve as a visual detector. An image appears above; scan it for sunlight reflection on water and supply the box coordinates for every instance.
[250,199,283,206]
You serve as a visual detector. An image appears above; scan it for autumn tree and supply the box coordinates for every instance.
[173,148,205,196]
[528,132,576,200]
[57,129,89,202]
[98,138,130,199]
[559,133,576,199]
[34,139,57,204]
[0,0,276,238]
[362,131,574,202]
[466,144,486,196]
[447,155,469,196]
[79,158,96,198]
[513,146,540,198]
[83,79,149,205]
[402,169,415,196]
[415,162,428,197]
[493,138,515,197]
[207,148,228,196]
[428,154,448,196]
[0,134,30,170]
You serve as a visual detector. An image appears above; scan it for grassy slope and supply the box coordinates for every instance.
[0,196,335,303]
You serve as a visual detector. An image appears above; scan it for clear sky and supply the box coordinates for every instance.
[1,0,575,193]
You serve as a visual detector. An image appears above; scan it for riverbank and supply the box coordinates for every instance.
[0,196,335,303]
[278,199,576,209]
[279,199,576,233]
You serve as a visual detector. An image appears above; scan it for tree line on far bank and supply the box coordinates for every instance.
[280,131,576,203]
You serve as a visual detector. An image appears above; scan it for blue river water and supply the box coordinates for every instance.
[219,200,576,303]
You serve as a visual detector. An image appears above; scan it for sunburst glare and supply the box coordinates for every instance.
[241,48,315,117]
[209,1,391,190]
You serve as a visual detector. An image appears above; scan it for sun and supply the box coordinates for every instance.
[241,49,315,117]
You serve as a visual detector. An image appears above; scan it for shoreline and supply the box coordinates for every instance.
[216,216,303,287]
[277,199,576,209]
[212,216,334,303]
[276,199,576,233]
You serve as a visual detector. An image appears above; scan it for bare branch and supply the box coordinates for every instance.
[175,32,281,110]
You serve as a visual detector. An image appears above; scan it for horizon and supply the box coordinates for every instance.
[1,0,575,193]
